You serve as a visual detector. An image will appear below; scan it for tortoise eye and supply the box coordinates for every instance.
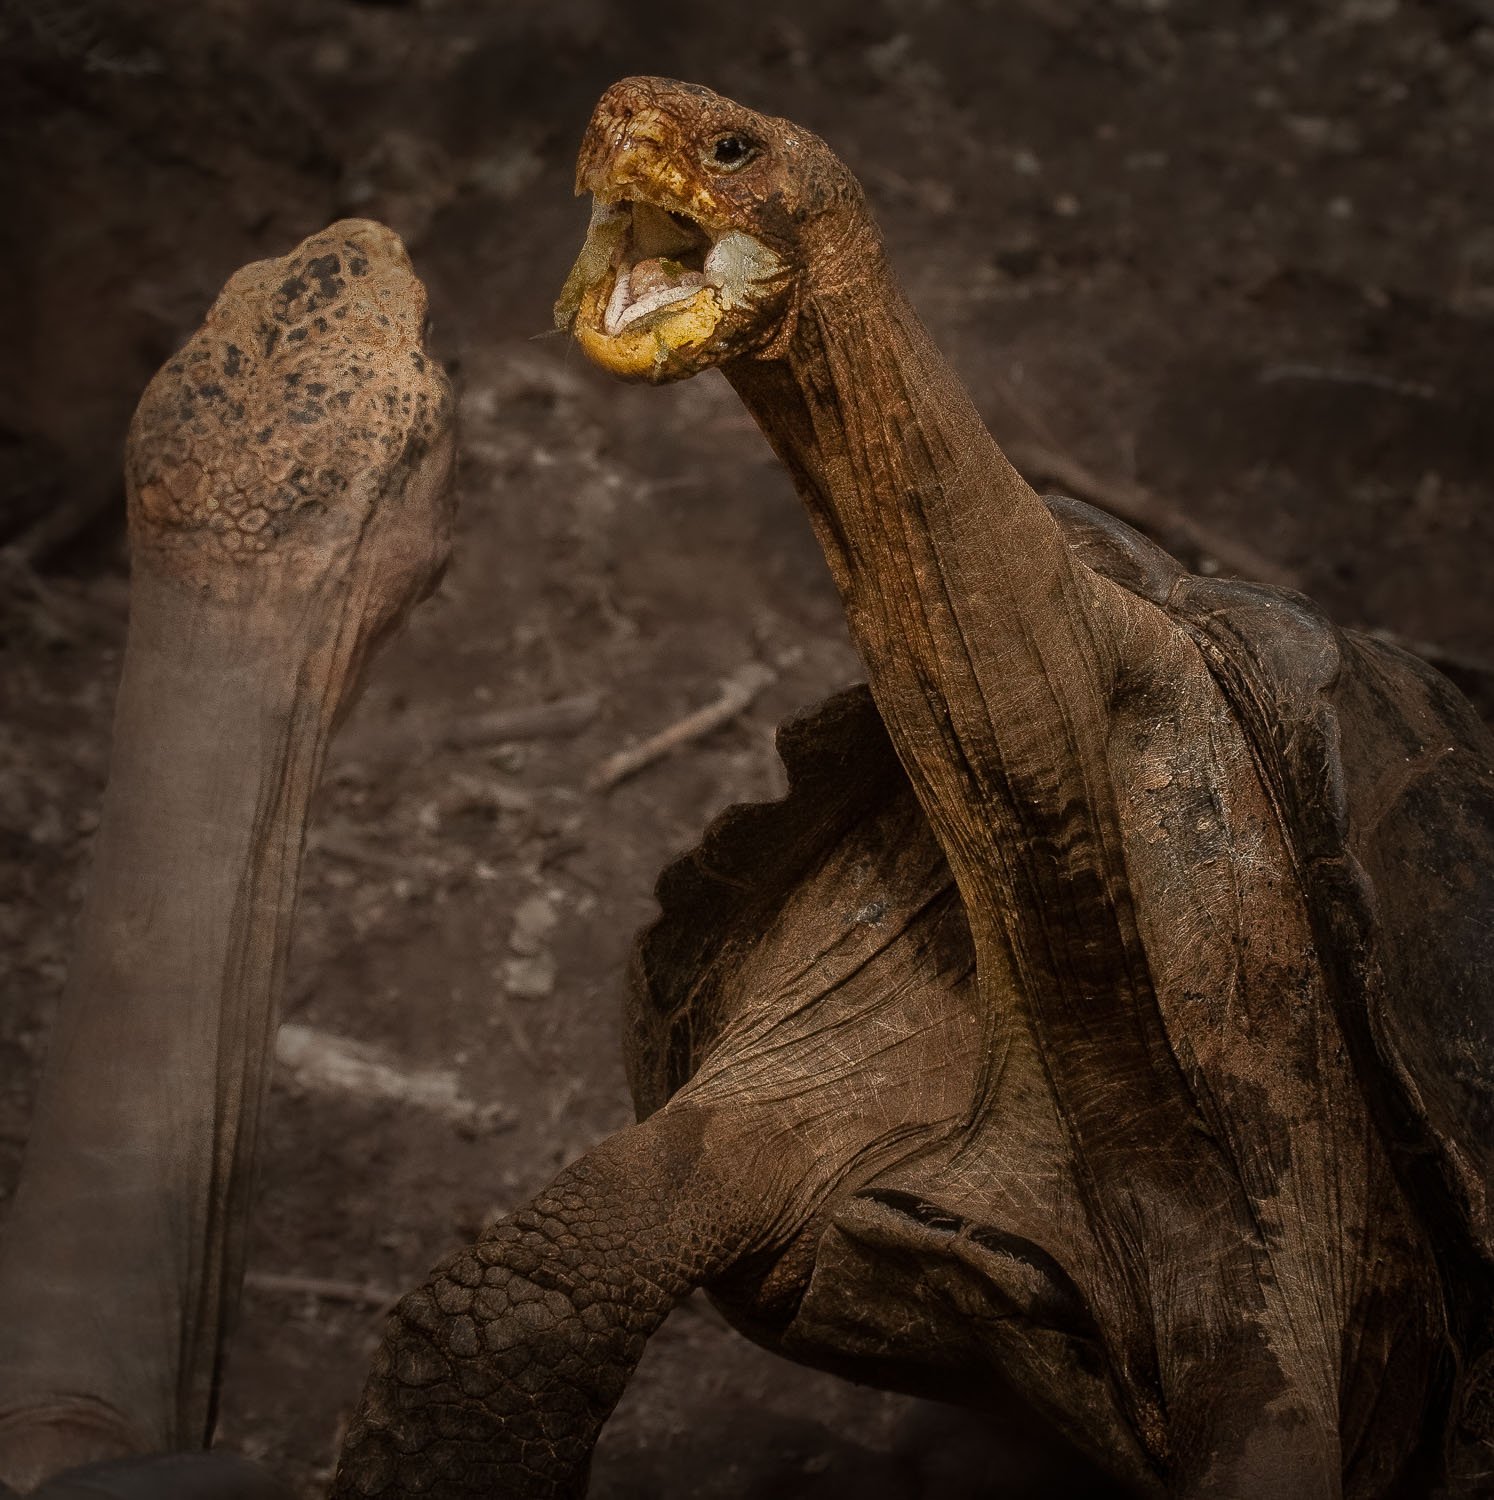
[709,134,759,171]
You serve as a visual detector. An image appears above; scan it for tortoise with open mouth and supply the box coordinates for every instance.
[334,78,1494,1498]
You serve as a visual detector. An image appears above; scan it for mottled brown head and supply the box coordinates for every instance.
[126,219,455,628]
[555,77,877,382]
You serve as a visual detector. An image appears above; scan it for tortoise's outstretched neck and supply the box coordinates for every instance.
[723,267,1163,869]
[0,220,453,1488]
[728,270,1080,627]
[721,264,1181,1108]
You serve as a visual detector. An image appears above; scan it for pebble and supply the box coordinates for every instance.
[503,953,556,1000]
[509,893,558,956]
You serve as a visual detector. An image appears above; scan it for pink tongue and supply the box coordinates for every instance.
[628,257,704,299]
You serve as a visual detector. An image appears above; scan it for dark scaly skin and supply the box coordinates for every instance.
[336,1108,768,1499]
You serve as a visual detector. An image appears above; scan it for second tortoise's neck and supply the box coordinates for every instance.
[725,256,1198,1448]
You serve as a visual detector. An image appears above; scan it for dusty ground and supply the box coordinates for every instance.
[2,1,1492,1495]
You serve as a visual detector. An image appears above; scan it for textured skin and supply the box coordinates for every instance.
[0,220,453,1491]
[341,79,1490,1498]
[335,1116,757,1500]
[125,217,452,647]
[129,221,446,553]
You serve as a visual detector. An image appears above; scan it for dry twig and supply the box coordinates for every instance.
[243,1270,399,1310]
[444,692,600,749]
[588,664,776,792]
[335,691,599,771]
[1006,440,1298,589]
[308,828,457,879]
[1257,363,1439,402]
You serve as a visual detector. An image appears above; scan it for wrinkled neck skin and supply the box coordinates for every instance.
[0,556,369,1487]
[724,246,1168,1124]
[724,250,1440,1496]
[727,252,1137,944]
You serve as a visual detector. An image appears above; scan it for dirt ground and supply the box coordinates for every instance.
[2,1,1492,1495]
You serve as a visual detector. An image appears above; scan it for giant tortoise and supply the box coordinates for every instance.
[332,78,1494,1500]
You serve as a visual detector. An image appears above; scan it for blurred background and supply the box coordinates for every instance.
[1,1,1491,1494]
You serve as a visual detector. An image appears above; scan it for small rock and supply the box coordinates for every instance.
[1288,115,1361,152]
[1453,228,1494,313]
[509,893,558,956]
[310,37,351,74]
[28,804,66,848]
[864,33,912,81]
[504,953,556,1000]
[489,743,527,774]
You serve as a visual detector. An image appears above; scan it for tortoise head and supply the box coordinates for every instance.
[554,76,879,382]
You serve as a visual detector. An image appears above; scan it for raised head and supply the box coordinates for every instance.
[127,218,455,638]
[554,76,879,381]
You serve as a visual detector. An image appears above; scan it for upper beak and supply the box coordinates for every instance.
[575,105,721,232]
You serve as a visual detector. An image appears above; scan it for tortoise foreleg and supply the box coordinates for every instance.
[332,1103,772,1500]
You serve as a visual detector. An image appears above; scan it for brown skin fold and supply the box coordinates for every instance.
[0,220,454,1492]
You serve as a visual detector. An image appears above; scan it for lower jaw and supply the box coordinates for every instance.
[574,282,725,382]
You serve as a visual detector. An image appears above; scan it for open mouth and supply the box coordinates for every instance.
[557,194,784,379]
[600,201,715,335]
